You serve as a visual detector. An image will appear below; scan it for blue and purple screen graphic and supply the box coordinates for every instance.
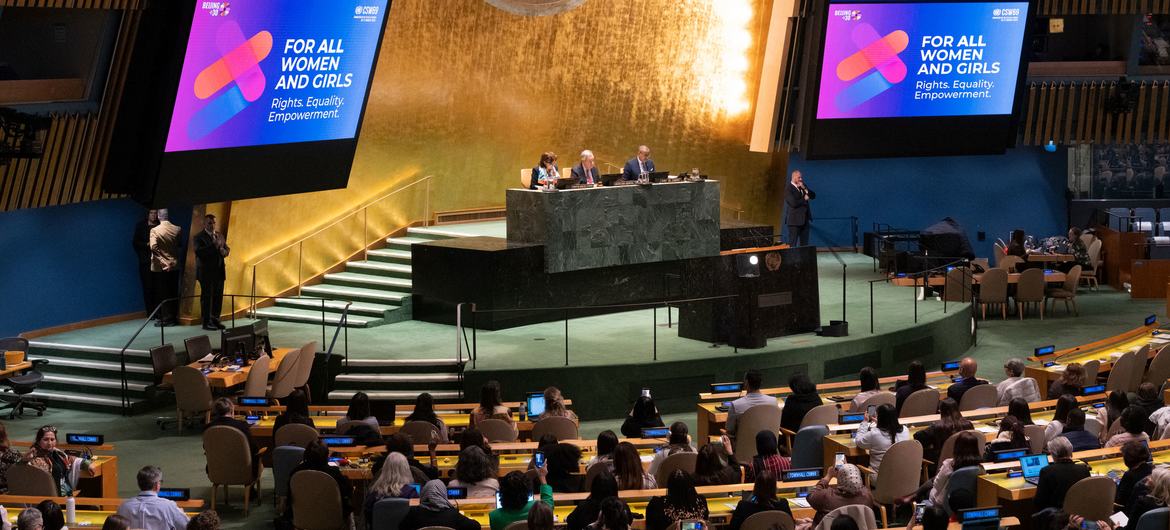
[165,0,387,152]
[816,2,1027,120]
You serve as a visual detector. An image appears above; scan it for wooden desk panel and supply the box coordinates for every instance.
[164,347,293,389]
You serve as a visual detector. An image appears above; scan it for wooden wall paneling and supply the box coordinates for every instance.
[1161,83,1170,142]
[55,115,88,206]
[1147,82,1158,142]
[48,114,81,206]
[1031,83,1046,144]
[1076,82,1089,142]
[1063,83,1077,143]
[1052,83,1066,142]
[1046,83,1062,142]
[1103,84,1114,144]
[1024,83,1039,145]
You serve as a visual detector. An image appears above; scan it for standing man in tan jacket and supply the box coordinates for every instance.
[149,209,182,327]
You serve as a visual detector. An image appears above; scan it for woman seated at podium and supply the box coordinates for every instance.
[529,152,560,190]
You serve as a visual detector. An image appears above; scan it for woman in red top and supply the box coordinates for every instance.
[746,430,790,481]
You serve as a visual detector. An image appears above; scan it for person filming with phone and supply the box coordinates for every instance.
[854,404,909,480]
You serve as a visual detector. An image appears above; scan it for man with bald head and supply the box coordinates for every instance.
[621,145,656,181]
[946,357,989,403]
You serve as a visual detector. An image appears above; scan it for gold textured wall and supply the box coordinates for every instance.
[223,0,786,300]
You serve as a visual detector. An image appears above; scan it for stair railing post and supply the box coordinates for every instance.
[321,298,327,346]
[297,242,304,297]
[471,304,477,370]
[564,309,569,367]
[363,209,369,261]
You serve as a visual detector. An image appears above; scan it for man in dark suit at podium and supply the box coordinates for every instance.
[194,214,230,330]
[571,150,601,186]
[621,145,655,180]
[784,170,815,247]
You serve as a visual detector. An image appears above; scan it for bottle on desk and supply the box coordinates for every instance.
[519,402,527,422]
[65,496,75,526]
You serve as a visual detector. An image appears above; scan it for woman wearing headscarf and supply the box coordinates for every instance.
[22,426,90,496]
[400,480,481,530]
[745,430,791,481]
[803,464,874,528]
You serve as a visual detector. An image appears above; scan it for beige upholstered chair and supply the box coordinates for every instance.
[274,423,318,448]
[399,421,442,443]
[583,461,610,491]
[1024,424,1047,454]
[290,469,347,530]
[653,452,698,487]
[477,418,518,442]
[292,341,316,399]
[817,505,877,530]
[857,391,896,412]
[173,365,213,434]
[1130,345,1150,391]
[742,510,796,530]
[520,169,533,189]
[938,430,985,464]
[6,463,56,496]
[1146,344,1170,387]
[1046,265,1082,316]
[958,384,998,411]
[242,354,271,398]
[732,404,783,460]
[1107,351,1138,393]
[531,416,579,440]
[267,348,302,400]
[1015,268,1046,319]
[1082,239,1102,289]
[1083,360,1101,382]
[798,403,838,429]
[978,268,1009,319]
[204,425,264,516]
[1085,417,1104,438]
[1063,476,1117,521]
[872,441,923,527]
[998,255,1023,272]
[899,388,940,418]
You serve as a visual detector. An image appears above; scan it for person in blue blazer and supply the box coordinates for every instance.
[621,145,655,180]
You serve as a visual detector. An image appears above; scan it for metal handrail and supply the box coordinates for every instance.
[248,175,434,315]
[119,292,353,416]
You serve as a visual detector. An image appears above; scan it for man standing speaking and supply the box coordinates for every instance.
[784,170,816,247]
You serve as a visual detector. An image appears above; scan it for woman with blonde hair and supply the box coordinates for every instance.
[364,452,417,525]
[1048,363,1086,399]
[542,387,576,421]
[1123,465,1170,529]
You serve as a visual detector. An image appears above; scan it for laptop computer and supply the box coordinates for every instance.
[526,392,546,420]
[600,173,623,186]
[370,400,396,426]
[648,171,670,183]
[553,177,575,190]
[1019,454,1049,485]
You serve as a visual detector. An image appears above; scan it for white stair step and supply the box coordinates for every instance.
[345,359,463,368]
[329,390,462,401]
[324,272,412,289]
[253,307,375,326]
[336,373,461,383]
[366,249,412,261]
[27,390,145,408]
[346,261,413,275]
[300,284,408,303]
[275,298,396,316]
[42,374,149,392]
[407,226,466,239]
[30,341,150,358]
[35,356,154,374]
[386,237,434,248]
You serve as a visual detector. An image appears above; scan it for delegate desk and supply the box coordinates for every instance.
[8,441,118,504]
[1026,253,1075,263]
[338,445,663,481]
[250,413,554,442]
[163,348,293,389]
[977,440,1170,508]
[889,270,1066,287]
[1024,323,1165,393]
[505,180,721,273]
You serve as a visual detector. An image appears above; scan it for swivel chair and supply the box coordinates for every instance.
[0,338,48,419]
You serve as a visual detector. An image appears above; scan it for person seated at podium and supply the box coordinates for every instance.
[621,145,655,181]
[530,152,560,190]
[571,150,601,187]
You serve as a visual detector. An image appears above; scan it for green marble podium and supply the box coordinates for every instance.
[505,180,722,273]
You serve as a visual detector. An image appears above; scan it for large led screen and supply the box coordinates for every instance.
[164,0,388,152]
[815,2,1028,120]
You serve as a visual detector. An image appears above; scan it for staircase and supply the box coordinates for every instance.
[255,226,461,328]
[24,341,155,414]
[326,358,464,404]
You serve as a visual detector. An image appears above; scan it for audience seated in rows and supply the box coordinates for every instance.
[645,470,709,530]
[985,416,1029,459]
[543,387,577,422]
[1121,464,1170,530]
[450,445,499,497]
[924,431,982,506]
[1101,391,1130,443]
[997,358,1041,405]
[831,515,860,530]
[1131,383,1162,436]
[1045,395,1078,442]
[185,511,219,530]
[35,500,63,530]
[23,425,89,497]
[18,509,41,530]
[745,430,791,481]
[893,361,928,416]
[114,465,189,530]
[405,392,450,442]
[946,358,988,403]
[585,430,618,471]
[527,501,554,530]
[0,423,21,494]
[588,497,633,530]
[1006,397,1035,425]
[909,504,949,530]
[364,452,418,524]
[806,464,873,527]
[1034,437,1090,511]
[401,480,480,530]
[544,442,584,493]
[1116,440,1153,519]
[913,398,972,466]
[849,367,881,412]
[101,514,129,530]
[620,396,664,438]
[692,436,740,486]
[472,380,513,427]
[647,422,695,477]
[1048,363,1085,399]
[205,398,260,477]
[386,432,440,480]
[566,469,632,530]
[488,468,553,530]
[273,389,314,433]
[1059,409,1101,452]
[727,370,777,437]
[728,470,790,530]
[283,440,352,523]
[855,404,909,478]
[781,373,822,434]
[338,392,379,434]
